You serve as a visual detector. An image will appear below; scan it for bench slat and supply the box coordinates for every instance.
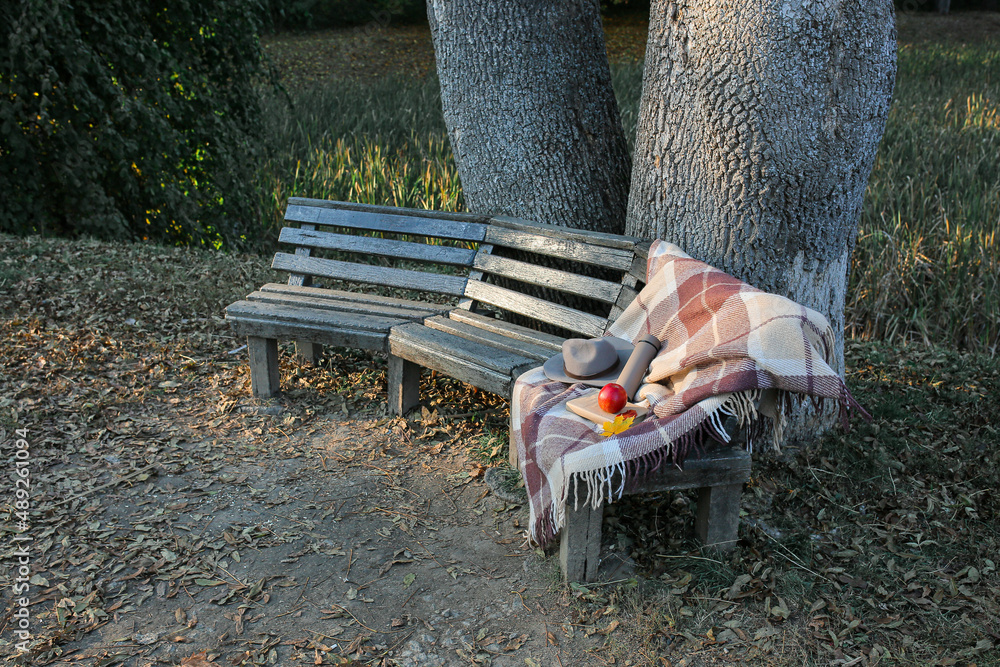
[627,446,751,494]
[447,310,565,354]
[288,197,489,224]
[227,301,405,331]
[491,215,642,250]
[257,283,450,314]
[390,322,538,397]
[226,301,405,351]
[285,205,488,243]
[232,318,391,352]
[463,280,607,338]
[272,253,468,298]
[471,253,621,304]
[288,223,316,288]
[246,290,445,320]
[484,226,634,270]
[423,315,555,362]
[280,228,477,267]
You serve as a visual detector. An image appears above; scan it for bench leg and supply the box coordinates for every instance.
[295,340,323,365]
[248,336,280,398]
[387,354,420,416]
[695,483,742,550]
[508,414,519,469]
[560,496,603,583]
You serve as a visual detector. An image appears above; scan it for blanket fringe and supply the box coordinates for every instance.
[529,382,866,548]
[535,390,767,547]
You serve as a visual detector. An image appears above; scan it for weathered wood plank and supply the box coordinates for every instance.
[628,241,652,285]
[457,243,493,312]
[229,315,390,352]
[491,215,642,250]
[560,487,604,583]
[272,253,468,297]
[695,483,743,550]
[389,323,538,396]
[423,315,555,362]
[390,322,540,376]
[485,226,635,270]
[634,239,653,264]
[463,280,606,338]
[246,290,442,321]
[295,340,323,364]
[279,227,477,267]
[606,283,638,331]
[288,197,490,224]
[388,355,421,416]
[257,283,453,314]
[227,300,406,332]
[471,253,620,304]
[447,309,565,354]
[285,204,488,242]
[287,223,316,288]
[248,337,280,398]
[626,447,751,495]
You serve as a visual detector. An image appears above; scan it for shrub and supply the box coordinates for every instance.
[0,0,269,249]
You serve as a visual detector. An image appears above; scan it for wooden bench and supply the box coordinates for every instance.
[225,197,750,582]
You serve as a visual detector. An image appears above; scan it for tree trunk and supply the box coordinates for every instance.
[626,0,896,383]
[427,0,631,232]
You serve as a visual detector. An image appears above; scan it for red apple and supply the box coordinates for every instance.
[598,383,627,414]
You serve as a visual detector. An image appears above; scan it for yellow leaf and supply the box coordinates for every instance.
[601,415,635,437]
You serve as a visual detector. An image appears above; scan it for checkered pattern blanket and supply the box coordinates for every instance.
[512,240,867,547]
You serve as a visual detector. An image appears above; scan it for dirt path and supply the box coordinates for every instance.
[46,411,613,666]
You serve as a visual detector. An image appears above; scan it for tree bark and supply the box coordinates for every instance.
[427,0,631,232]
[626,0,896,382]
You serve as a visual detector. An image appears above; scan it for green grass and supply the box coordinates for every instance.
[254,42,1000,356]
[851,43,1000,355]
[254,76,462,248]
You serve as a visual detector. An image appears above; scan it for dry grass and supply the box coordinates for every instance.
[850,41,1000,355]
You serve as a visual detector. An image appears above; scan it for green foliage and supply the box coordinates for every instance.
[0,0,269,249]
[261,0,425,32]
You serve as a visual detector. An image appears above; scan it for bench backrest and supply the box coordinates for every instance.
[273,198,648,338]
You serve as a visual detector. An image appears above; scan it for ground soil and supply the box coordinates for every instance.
[45,409,608,666]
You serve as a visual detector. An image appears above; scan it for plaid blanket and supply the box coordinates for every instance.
[511,240,868,547]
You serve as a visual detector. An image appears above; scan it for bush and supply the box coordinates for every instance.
[0,0,270,249]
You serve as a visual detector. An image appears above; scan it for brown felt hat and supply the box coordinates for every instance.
[542,336,634,387]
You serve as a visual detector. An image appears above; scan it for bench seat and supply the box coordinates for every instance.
[389,320,545,399]
[226,282,452,397]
